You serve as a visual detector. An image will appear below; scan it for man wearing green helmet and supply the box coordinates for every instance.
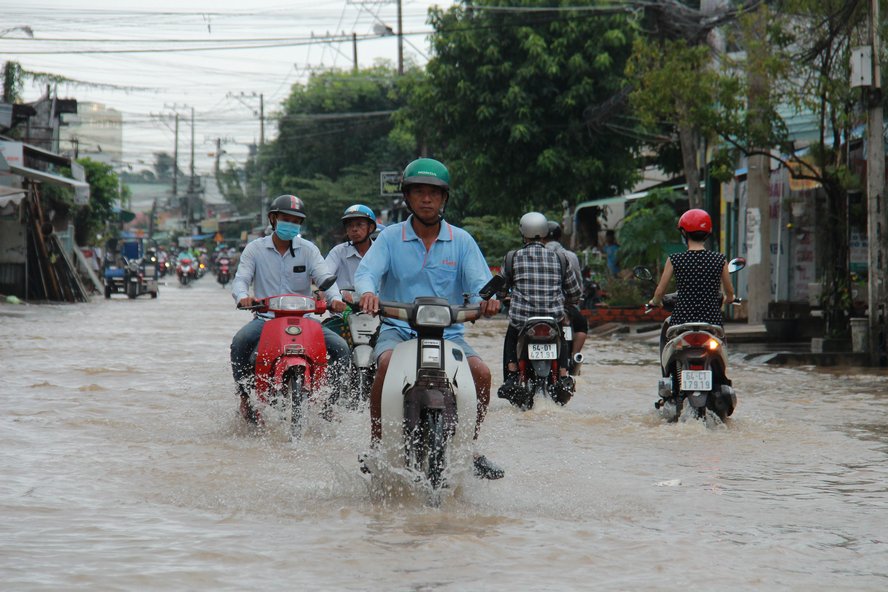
[354,157,504,479]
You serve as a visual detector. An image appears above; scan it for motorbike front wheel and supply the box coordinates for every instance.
[408,409,447,491]
[425,409,447,490]
[126,281,138,299]
[288,371,307,439]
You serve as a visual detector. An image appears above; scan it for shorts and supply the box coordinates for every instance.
[373,325,480,361]
[567,304,588,333]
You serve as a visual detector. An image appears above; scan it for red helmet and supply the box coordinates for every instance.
[678,209,712,234]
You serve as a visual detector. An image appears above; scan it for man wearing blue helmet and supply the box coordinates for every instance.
[325,204,377,289]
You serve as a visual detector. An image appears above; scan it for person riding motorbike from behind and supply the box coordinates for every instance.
[499,213,582,400]
[543,221,588,374]
[230,194,350,420]
[354,157,504,479]
[648,208,735,353]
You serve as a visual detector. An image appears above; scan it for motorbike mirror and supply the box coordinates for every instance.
[633,266,654,282]
[478,274,506,300]
[728,257,746,273]
[316,276,337,292]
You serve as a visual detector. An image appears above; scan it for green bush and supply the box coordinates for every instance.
[604,277,646,306]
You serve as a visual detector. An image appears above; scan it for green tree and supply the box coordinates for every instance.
[74,158,130,245]
[615,188,683,274]
[625,37,745,207]
[264,65,412,185]
[42,158,129,245]
[461,215,524,266]
[401,1,641,219]
[2,61,24,103]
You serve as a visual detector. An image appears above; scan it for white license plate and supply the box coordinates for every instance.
[681,370,712,391]
[529,343,557,360]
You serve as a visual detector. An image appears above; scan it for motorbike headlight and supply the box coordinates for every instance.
[415,304,451,328]
[268,295,315,312]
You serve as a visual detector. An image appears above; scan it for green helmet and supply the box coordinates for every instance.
[401,158,450,192]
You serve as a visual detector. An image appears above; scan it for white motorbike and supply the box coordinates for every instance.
[634,257,746,422]
[361,277,503,501]
[338,289,380,408]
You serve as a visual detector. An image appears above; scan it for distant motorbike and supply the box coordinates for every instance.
[216,257,231,287]
[238,277,337,438]
[177,257,195,286]
[361,276,503,501]
[634,257,746,422]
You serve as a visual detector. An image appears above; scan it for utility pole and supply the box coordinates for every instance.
[745,3,771,324]
[172,113,179,204]
[866,0,887,364]
[353,33,358,73]
[214,137,222,176]
[186,106,196,231]
[397,0,403,75]
[259,93,266,224]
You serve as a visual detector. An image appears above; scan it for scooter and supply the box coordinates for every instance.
[177,257,195,286]
[362,276,503,499]
[337,289,381,409]
[498,315,574,410]
[238,277,336,438]
[216,257,231,287]
[634,258,746,423]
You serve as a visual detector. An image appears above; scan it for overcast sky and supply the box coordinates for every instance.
[2,1,450,175]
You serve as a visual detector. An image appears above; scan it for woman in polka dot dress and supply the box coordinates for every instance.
[648,209,735,327]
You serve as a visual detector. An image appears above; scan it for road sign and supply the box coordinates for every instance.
[380,171,401,197]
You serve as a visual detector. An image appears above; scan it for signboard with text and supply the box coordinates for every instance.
[379,171,401,197]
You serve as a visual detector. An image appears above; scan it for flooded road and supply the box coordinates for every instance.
[2,277,887,590]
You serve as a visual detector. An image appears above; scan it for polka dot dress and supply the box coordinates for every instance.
[668,249,727,327]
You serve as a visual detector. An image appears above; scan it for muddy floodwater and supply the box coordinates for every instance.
[2,277,887,590]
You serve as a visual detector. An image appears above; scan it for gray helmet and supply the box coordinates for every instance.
[519,212,549,241]
[547,220,562,241]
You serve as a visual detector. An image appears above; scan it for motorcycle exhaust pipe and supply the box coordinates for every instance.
[571,352,584,375]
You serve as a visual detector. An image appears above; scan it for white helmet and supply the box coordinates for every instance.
[519,212,548,240]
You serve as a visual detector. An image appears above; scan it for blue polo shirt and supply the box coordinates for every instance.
[354,216,493,339]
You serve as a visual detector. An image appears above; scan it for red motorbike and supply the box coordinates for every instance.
[216,257,231,287]
[177,257,196,286]
[238,278,336,437]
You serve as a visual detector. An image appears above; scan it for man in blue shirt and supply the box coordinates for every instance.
[355,158,503,479]
[230,194,349,422]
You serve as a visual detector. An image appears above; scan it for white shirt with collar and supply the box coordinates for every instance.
[231,234,340,304]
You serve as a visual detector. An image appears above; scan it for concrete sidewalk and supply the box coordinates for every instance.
[598,321,872,367]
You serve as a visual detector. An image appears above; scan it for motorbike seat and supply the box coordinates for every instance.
[666,322,725,340]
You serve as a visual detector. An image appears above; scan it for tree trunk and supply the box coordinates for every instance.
[821,180,851,338]
[678,123,703,209]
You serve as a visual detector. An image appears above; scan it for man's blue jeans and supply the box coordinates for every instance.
[230,317,350,395]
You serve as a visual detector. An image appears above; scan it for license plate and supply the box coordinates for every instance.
[681,370,712,391]
[529,343,556,360]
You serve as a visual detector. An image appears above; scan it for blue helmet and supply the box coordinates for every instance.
[342,204,376,226]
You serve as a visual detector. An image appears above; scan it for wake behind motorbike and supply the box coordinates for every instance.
[361,276,503,500]
[238,277,336,438]
[634,258,746,423]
